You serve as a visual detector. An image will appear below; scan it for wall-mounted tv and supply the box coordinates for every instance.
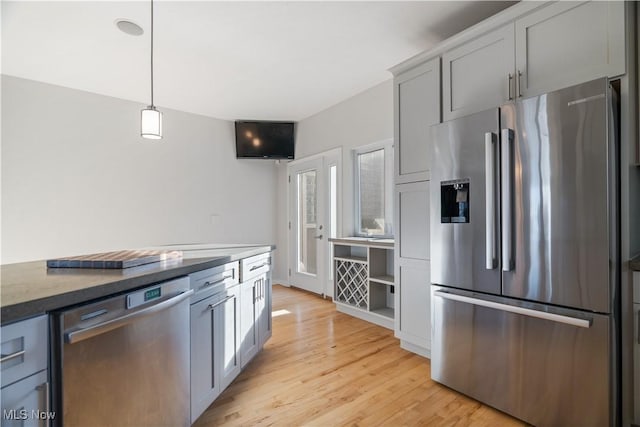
[235,121,295,159]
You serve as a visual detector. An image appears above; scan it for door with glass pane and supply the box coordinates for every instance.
[289,158,325,294]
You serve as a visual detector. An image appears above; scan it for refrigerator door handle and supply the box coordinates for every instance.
[485,132,497,269]
[501,128,514,271]
[433,290,593,328]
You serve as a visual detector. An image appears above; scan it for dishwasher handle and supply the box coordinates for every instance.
[65,289,194,344]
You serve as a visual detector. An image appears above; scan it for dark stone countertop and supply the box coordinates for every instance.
[631,255,640,272]
[0,244,274,325]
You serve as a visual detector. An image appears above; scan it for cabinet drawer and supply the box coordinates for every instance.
[1,315,48,388]
[1,370,48,427]
[241,253,272,282]
[190,262,239,302]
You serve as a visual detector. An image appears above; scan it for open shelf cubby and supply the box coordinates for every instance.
[330,238,395,329]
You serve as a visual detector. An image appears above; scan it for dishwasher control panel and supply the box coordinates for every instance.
[127,285,162,309]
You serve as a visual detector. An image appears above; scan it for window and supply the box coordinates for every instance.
[354,140,393,237]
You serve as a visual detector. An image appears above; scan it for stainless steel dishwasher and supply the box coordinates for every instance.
[52,277,193,427]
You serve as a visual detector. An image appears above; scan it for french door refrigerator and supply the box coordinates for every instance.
[430,77,619,427]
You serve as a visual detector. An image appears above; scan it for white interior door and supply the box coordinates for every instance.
[289,158,325,294]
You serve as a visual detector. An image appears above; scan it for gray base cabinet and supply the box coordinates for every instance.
[1,370,49,427]
[190,285,242,423]
[189,253,272,424]
[258,274,272,348]
[634,272,639,425]
[190,295,221,422]
[240,278,260,368]
[220,285,242,392]
[1,315,50,427]
[189,261,243,424]
[239,252,272,369]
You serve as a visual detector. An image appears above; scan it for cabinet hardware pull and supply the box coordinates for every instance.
[250,263,269,271]
[203,274,233,288]
[517,70,523,98]
[208,295,234,310]
[314,235,323,240]
[508,73,513,100]
[0,349,25,363]
[637,310,640,344]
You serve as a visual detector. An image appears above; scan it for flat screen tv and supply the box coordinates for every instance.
[235,121,295,159]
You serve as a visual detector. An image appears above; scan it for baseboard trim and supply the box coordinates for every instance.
[273,278,290,286]
[400,340,431,359]
[335,303,394,330]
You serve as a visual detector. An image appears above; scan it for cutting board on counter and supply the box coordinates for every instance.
[47,250,183,269]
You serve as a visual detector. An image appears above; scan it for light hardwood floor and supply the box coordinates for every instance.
[193,285,525,427]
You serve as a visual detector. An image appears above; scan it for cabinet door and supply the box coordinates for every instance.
[515,1,625,98]
[396,261,431,353]
[190,296,220,423]
[1,370,48,427]
[240,280,259,369]
[394,181,431,354]
[635,271,640,423]
[396,181,430,261]
[442,24,515,120]
[1,315,48,388]
[258,274,272,346]
[394,57,440,184]
[220,285,241,391]
[635,302,640,424]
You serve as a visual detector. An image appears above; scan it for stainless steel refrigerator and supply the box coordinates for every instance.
[430,78,620,427]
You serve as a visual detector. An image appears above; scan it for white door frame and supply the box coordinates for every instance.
[288,148,342,297]
[289,157,324,294]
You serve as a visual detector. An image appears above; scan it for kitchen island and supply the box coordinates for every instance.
[0,244,274,427]
[0,244,274,324]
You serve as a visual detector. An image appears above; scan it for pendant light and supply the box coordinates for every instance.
[141,0,162,139]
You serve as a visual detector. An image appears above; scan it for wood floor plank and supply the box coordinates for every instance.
[192,285,526,427]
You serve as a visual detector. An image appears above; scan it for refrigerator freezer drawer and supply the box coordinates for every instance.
[431,287,610,427]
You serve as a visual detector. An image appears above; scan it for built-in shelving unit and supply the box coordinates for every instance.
[330,237,395,329]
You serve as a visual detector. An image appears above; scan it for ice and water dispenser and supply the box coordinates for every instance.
[440,179,469,223]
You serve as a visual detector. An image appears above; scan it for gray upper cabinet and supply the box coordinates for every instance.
[442,24,515,121]
[394,57,440,184]
[515,1,625,98]
[443,1,625,121]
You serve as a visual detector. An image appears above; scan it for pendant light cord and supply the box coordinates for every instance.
[150,0,154,108]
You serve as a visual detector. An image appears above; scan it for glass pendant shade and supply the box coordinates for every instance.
[141,106,163,139]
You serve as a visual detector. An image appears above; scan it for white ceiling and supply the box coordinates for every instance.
[2,1,515,121]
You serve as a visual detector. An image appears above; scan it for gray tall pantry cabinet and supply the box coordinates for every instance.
[392,56,440,358]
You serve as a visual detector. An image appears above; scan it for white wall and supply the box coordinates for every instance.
[272,79,393,283]
[1,75,277,264]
